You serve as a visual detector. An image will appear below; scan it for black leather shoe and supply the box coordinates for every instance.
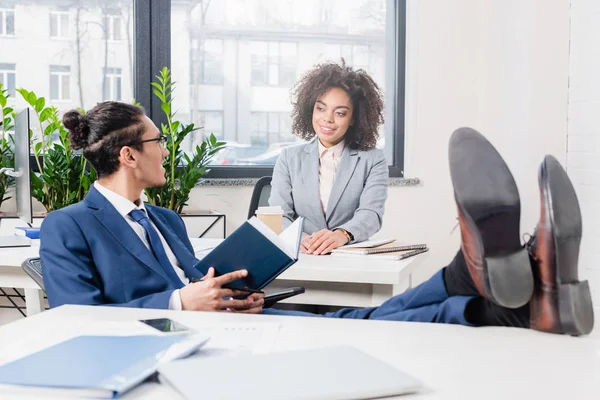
[449,127,533,308]
[527,155,594,336]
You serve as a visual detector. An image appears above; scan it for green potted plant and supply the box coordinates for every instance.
[0,83,15,214]
[144,67,225,213]
[16,89,96,212]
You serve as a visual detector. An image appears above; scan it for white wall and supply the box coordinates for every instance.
[568,0,600,307]
[19,0,578,288]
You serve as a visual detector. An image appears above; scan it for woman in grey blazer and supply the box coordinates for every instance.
[269,61,389,255]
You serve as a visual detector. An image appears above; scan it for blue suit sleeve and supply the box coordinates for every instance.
[40,211,173,309]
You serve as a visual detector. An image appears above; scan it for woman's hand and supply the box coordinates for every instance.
[305,229,349,255]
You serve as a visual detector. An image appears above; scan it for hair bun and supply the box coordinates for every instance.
[63,109,90,149]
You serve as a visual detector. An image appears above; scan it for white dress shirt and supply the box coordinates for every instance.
[93,182,186,310]
[318,139,345,213]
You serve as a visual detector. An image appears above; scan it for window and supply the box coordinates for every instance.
[49,10,69,38]
[0,6,14,36]
[251,41,297,87]
[169,0,403,177]
[191,111,224,148]
[325,43,370,72]
[104,67,122,101]
[103,9,122,41]
[191,38,223,84]
[251,112,293,147]
[0,63,15,96]
[49,65,70,101]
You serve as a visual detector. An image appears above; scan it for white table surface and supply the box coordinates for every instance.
[0,238,425,315]
[0,304,598,400]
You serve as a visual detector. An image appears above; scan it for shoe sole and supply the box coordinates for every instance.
[449,128,533,308]
[532,155,594,336]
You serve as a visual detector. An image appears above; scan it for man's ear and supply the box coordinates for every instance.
[119,146,137,168]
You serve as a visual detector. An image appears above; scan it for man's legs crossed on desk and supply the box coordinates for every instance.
[267,128,594,336]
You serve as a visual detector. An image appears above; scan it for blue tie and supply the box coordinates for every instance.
[129,209,184,289]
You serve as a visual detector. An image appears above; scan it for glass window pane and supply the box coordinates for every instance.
[2,1,134,116]
[7,11,15,35]
[171,0,389,165]
[50,14,57,36]
[49,74,58,99]
[61,14,69,36]
[7,72,15,95]
[61,75,70,100]
[115,77,121,100]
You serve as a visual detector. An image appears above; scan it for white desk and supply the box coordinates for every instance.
[191,238,425,308]
[0,238,424,316]
[0,305,598,399]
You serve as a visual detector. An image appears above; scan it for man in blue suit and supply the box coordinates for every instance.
[41,102,593,336]
[41,102,263,313]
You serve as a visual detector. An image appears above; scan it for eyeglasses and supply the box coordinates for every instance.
[126,135,167,147]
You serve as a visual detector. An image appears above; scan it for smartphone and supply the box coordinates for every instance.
[139,318,192,334]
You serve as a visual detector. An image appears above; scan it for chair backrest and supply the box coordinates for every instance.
[247,176,272,219]
[21,257,45,291]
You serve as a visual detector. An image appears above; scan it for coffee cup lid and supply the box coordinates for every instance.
[256,206,284,215]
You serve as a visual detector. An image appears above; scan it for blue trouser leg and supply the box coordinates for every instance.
[263,270,475,326]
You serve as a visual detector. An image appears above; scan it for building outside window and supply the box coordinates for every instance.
[49,65,70,101]
[191,38,223,85]
[49,10,69,38]
[104,67,122,101]
[251,112,293,147]
[251,41,297,87]
[0,6,15,36]
[191,110,224,149]
[0,63,16,96]
[325,43,370,72]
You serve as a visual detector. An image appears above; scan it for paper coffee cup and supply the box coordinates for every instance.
[255,206,284,234]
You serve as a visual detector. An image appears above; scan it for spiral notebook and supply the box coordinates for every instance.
[331,243,427,256]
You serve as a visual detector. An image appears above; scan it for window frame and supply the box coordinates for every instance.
[135,0,406,179]
[104,67,123,101]
[49,9,70,39]
[49,65,71,101]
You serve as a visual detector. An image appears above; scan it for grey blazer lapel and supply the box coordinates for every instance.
[326,147,360,223]
[302,140,327,227]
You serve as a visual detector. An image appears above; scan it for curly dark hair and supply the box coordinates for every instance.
[63,101,146,178]
[290,60,384,150]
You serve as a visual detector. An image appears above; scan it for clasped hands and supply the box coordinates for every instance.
[180,267,264,313]
[300,229,350,256]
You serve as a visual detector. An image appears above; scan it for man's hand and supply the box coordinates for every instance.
[227,292,265,314]
[180,268,260,312]
[305,229,349,255]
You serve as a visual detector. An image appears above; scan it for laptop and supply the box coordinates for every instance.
[158,345,422,400]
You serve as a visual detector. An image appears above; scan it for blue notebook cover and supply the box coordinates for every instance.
[0,335,206,398]
[194,219,302,290]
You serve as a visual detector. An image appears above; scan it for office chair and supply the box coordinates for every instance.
[22,257,45,291]
[247,176,305,307]
[247,176,272,219]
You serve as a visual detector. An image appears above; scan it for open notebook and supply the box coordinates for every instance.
[193,217,304,290]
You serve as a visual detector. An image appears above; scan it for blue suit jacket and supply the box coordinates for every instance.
[40,186,204,309]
